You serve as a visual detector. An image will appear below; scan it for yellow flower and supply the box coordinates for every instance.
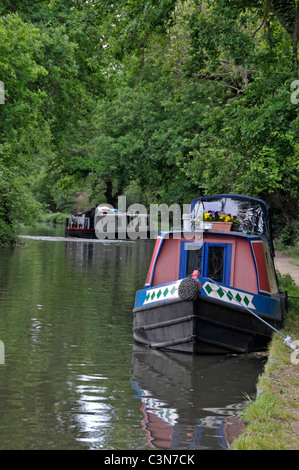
[225,216,230,222]
[220,215,224,220]
[204,212,210,219]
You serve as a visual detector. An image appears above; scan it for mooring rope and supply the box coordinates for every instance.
[206,278,297,352]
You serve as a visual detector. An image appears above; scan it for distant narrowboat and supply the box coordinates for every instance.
[65,205,150,240]
[133,194,287,354]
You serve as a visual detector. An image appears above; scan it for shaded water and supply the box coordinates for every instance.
[0,224,265,450]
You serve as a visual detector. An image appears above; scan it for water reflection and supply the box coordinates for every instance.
[73,374,111,447]
[0,226,265,450]
[131,345,265,450]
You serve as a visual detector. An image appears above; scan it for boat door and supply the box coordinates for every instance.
[179,241,232,285]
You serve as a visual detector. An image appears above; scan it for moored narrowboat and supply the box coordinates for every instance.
[133,194,287,354]
[65,205,150,240]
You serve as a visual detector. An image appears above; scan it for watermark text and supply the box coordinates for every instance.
[290,340,299,365]
[291,80,299,104]
[0,81,4,104]
[0,341,4,364]
[93,196,202,243]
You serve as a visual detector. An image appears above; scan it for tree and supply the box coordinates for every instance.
[0,0,298,244]
[0,14,50,244]
[0,1,111,240]
[179,0,299,228]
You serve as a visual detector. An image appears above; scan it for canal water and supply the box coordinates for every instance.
[0,224,266,450]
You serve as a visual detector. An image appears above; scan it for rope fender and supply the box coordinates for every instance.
[178,277,200,301]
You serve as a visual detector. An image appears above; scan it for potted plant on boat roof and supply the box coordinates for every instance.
[193,211,241,232]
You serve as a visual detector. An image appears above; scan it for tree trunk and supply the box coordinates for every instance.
[293,1,299,74]
[270,0,299,74]
[104,180,123,207]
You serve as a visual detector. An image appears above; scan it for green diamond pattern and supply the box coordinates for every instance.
[144,282,181,305]
[205,284,213,294]
[217,288,225,298]
[202,282,255,310]
[227,290,234,301]
[144,280,255,310]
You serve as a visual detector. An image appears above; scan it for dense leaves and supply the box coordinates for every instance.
[0,0,298,244]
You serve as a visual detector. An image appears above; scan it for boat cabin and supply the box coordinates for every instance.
[145,230,278,297]
[145,193,278,295]
[133,194,286,354]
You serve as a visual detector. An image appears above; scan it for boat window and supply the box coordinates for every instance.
[180,241,231,284]
[186,245,203,277]
[206,246,225,283]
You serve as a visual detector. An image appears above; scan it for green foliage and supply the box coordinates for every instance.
[0,165,41,245]
[232,303,299,450]
[102,0,179,58]
[177,0,299,230]
[0,14,50,244]
[280,225,295,247]
[276,270,298,321]
[0,3,108,243]
[0,0,298,244]
[38,211,70,224]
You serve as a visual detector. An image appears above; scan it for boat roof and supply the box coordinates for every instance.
[190,194,274,253]
[190,193,270,212]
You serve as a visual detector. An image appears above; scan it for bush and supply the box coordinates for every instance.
[280,225,294,247]
[0,219,17,246]
[38,212,69,224]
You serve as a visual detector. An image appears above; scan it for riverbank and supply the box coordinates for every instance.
[274,250,299,286]
[232,254,299,450]
[37,212,69,224]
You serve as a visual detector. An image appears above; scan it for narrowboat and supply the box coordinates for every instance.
[133,194,287,354]
[65,205,150,240]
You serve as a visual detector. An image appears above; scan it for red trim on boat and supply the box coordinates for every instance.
[251,241,271,293]
[145,237,163,286]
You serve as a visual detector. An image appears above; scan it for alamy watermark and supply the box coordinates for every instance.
[290,340,299,365]
[0,79,298,106]
[0,81,4,104]
[93,196,202,244]
[291,80,299,104]
[0,341,4,365]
